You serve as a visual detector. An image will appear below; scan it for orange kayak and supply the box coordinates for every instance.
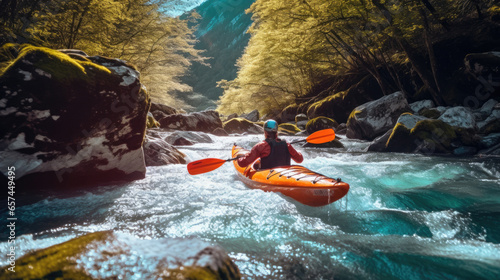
[232,145,349,207]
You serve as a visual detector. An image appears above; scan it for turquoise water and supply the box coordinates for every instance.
[1,135,500,279]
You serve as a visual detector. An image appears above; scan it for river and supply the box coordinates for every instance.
[2,134,500,279]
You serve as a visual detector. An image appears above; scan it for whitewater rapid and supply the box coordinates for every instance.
[2,134,500,279]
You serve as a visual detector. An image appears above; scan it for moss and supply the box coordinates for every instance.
[1,44,112,84]
[147,114,160,128]
[305,117,338,134]
[0,231,110,280]
[0,43,20,74]
[347,110,361,125]
[279,123,301,135]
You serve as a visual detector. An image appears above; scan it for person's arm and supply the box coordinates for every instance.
[237,142,268,167]
[287,143,303,163]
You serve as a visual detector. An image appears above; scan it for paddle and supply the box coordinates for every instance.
[187,128,335,175]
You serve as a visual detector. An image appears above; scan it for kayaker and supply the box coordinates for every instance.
[237,119,303,169]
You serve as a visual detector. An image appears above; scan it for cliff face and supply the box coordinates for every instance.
[179,0,255,111]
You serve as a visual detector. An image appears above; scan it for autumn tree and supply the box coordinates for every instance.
[1,0,205,107]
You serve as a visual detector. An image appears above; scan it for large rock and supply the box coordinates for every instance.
[277,104,299,123]
[305,117,338,134]
[438,106,477,131]
[346,91,411,140]
[150,102,178,115]
[385,119,458,154]
[223,118,264,134]
[0,231,241,280]
[0,44,149,189]
[158,110,223,134]
[143,134,186,166]
[367,113,428,152]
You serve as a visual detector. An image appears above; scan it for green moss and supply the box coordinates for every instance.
[305,117,338,134]
[147,114,160,128]
[0,231,111,280]
[1,44,112,84]
[0,43,20,74]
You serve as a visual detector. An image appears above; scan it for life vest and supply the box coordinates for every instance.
[260,138,291,169]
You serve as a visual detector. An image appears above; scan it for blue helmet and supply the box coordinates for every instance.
[263,119,278,132]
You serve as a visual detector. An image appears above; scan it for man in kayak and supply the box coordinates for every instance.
[237,119,303,169]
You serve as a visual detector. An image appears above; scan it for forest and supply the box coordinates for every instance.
[0,0,205,107]
[217,0,500,116]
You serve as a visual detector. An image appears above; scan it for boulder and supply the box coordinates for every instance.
[158,110,223,133]
[346,91,411,140]
[438,106,477,131]
[368,114,427,152]
[410,100,435,113]
[223,118,264,134]
[385,119,458,154]
[144,134,186,166]
[240,109,260,122]
[277,104,299,123]
[278,123,301,135]
[305,117,338,134]
[165,131,213,146]
[479,99,498,115]
[0,44,149,189]
[0,231,241,280]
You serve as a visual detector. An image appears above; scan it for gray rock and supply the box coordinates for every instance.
[346,91,411,140]
[479,99,499,115]
[477,105,500,132]
[396,113,428,130]
[410,100,435,113]
[240,109,260,122]
[438,107,477,130]
[144,135,186,166]
[295,113,308,123]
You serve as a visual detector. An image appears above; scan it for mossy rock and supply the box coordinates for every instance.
[386,119,458,154]
[307,91,347,121]
[306,117,339,134]
[0,231,109,279]
[385,123,416,153]
[278,123,301,135]
[147,113,160,128]
[1,231,241,280]
[223,118,263,134]
[1,44,113,85]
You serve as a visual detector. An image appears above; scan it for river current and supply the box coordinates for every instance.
[2,134,500,279]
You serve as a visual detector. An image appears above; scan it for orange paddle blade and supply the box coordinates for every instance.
[187,158,227,175]
[306,128,336,144]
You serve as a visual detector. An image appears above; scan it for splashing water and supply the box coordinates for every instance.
[1,135,500,279]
